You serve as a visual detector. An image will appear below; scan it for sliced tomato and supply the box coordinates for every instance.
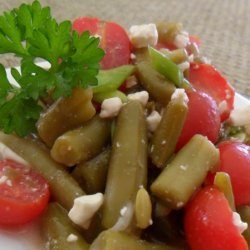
[0,159,49,225]
[72,17,99,35]
[188,63,235,121]
[184,186,248,250]
[176,89,221,151]
[216,141,250,206]
[73,17,131,69]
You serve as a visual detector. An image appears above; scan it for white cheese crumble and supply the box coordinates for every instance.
[99,97,123,118]
[171,88,189,106]
[68,193,104,229]
[188,54,194,63]
[126,75,138,88]
[6,179,12,186]
[146,110,162,132]
[174,31,190,49]
[128,23,158,48]
[178,61,190,72]
[232,212,248,234]
[66,234,78,242]
[229,105,250,127]
[127,91,149,106]
[112,202,134,231]
[180,164,188,171]
[218,100,228,115]
[0,175,8,185]
[120,206,128,216]
[0,142,29,166]
[130,53,136,60]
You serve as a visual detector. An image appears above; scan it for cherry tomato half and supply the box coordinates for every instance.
[217,141,250,206]
[184,186,248,250]
[73,17,131,69]
[176,89,221,151]
[188,63,235,121]
[0,159,49,225]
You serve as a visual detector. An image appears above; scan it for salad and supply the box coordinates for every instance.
[0,1,250,249]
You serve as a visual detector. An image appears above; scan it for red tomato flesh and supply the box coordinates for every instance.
[72,17,99,35]
[184,186,248,250]
[188,63,235,121]
[216,141,250,206]
[176,90,221,150]
[73,17,131,69]
[0,160,49,225]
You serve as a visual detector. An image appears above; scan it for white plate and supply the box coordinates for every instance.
[0,63,249,249]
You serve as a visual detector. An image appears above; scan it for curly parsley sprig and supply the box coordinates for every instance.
[0,0,104,136]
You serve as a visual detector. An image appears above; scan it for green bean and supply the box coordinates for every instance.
[160,48,189,64]
[134,48,150,63]
[151,134,219,209]
[150,90,188,167]
[0,132,84,210]
[51,115,111,166]
[93,65,135,94]
[102,100,148,229]
[214,172,235,211]
[237,206,250,245]
[81,213,104,244]
[136,61,176,106]
[90,230,181,250]
[37,87,96,147]
[72,148,111,194]
[156,22,183,44]
[93,90,127,103]
[41,202,89,250]
[148,46,184,87]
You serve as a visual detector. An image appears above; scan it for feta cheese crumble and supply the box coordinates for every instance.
[127,91,149,106]
[66,234,78,242]
[232,212,248,234]
[171,88,189,106]
[68,193,104,229]
[229,105,250,127]
[99,97,123,118]
[178,61,190,72]
[126,75,138,88]
[146,110,162,132]
[174,31,190,49]
[128,23,158,48]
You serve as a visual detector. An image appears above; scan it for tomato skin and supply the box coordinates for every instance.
[73,17,131,69]
[188,63,235,121]
[176,90,221,150]
[184,186,248,250]
[0,160,49,225]
[217,141,250,206]
[72,17,99,36]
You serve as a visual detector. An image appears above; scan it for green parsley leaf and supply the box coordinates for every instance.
[0,0,104,137]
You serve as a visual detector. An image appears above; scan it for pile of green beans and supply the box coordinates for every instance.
[0,21,234,250]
